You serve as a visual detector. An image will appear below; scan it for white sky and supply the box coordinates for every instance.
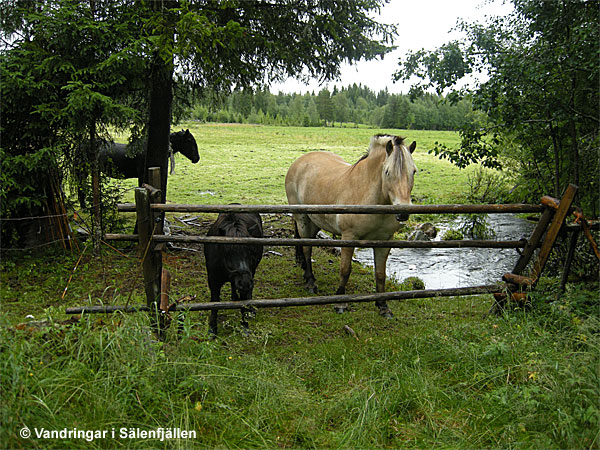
[271,0,513,95]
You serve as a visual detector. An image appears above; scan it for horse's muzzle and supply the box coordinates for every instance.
[395,214,410,222]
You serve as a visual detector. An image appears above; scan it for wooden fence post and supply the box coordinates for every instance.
[147,167,169,337]
[134,186,157,306]
[530,184,578,280]
[492,184,578,313]
[135,167,165,337]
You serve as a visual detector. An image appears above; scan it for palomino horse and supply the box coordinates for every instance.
[285,134,417,317]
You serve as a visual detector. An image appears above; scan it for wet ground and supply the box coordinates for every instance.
[355,214,535,289]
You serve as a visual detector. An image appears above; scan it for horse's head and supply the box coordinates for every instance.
[379,135,417,222]
[170,129,199,163]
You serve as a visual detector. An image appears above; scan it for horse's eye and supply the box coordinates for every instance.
[385,169,390,176]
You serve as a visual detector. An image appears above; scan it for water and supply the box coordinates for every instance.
[354,214,535,289]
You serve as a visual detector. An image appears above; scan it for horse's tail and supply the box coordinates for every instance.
[294,221,306,269]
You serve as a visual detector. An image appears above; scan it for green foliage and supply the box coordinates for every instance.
[467,166,510,204]
[2,0,398,245]
[399,276,426,291]
[442,228,464,241]
[0,0,147,244]
[459,214,496,240]
[397,0,600,215]
[190,85,477,130]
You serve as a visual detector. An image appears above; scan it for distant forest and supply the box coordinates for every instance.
[188,84,478,130]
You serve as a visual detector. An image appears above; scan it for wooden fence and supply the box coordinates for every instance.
[67,169,593,332]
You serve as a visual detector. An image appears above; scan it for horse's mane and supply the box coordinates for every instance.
[351,134,406,170]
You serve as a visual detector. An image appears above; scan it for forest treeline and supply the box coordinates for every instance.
[189,84,476,130]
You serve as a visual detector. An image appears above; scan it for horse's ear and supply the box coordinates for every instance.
[386,140,394,156]
[409,141,417,154]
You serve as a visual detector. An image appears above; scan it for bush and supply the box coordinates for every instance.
[442,228,464,240]
[467,166,510,203]
[400,276,426,290]
[459,214,496,239]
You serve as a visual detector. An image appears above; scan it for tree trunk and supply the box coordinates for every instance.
[548,121,561,198]
[90,123,102,253]
[568,70,580,193]
[144,53,173,202]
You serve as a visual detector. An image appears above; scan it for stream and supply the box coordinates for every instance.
[355,214,535,289]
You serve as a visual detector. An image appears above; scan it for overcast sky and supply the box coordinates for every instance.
[271,0,513,95]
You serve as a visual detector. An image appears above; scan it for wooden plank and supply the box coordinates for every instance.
[530,184,578,281]
[160,269,171,312]
[503,273,534,287]
[510,292,528,302]
[147,167,164,236]
[560,230,579,292]
[135,187,160,308]
[118,203,545,215]
[105,233,529,249]
[540,196,560,210]
[65,283,504,314]
[145,234,528,249]
[579,216,600,261]
[146,167,165,336]
[512,207,555,275]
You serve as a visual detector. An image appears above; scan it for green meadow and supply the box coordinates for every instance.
[114,123,469,206]
[1,124,597,449]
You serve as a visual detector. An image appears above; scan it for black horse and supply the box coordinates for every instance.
[204,211,264,335]
[77,129,199,208]
[98,129,199,181]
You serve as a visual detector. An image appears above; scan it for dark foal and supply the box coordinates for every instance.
[203,211,263,335]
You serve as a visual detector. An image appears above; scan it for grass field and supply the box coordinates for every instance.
[114,123,470,206]
[1,124,598,449]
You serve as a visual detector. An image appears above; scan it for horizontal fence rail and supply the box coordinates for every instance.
[105,234,528,249]
[117,203,545,215]
[66,284,505,315]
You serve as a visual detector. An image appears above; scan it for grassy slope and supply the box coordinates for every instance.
[1,124,598,449]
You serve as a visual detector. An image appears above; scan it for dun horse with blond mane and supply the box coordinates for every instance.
[285,134,417,318]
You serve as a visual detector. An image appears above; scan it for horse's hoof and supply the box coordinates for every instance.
[306,284,318,294]
[379,309,394,319]
[240,327,252,338]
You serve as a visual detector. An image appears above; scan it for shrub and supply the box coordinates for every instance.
[442,228,464,240]
[467,166,510,203]
[459,214,496,239]
[400,276,425,290]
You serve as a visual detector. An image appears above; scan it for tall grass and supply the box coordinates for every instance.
[2,283,598,448]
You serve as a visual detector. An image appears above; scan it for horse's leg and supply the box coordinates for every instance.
[334,246,355,313]
[208,280,222,336]
[294,214,319,293]
[373,247,393,318]
[232,288,251,334]
[293,221,306,268]
[301,245,318,293]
